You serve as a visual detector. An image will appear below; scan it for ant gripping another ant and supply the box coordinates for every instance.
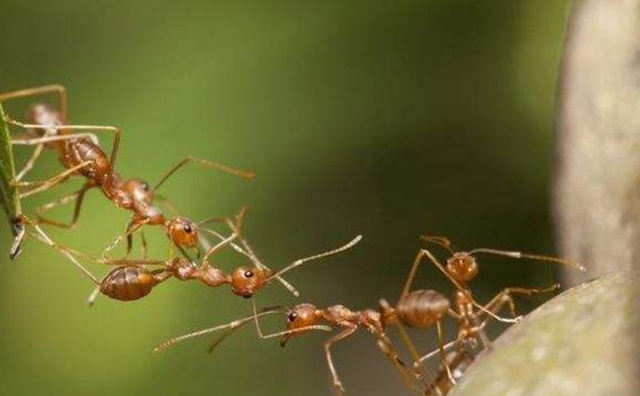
[0,85,254,260]
[33,206,362,305]
[154,235,584,396]
[155,250,459,395]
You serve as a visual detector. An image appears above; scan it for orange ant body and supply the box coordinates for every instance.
[403,235,585,394]
[37,205,362,304]
[155,237,583,395]
[155,250,460,396]
[0,85,254,258]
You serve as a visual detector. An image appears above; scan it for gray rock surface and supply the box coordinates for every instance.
[450,272,639,396]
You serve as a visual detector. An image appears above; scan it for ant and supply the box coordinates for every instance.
[37,207,362,304]
[0,85,254,259]
[154,251,474,396]
[155,237,584,396]
[416,234,584,328]
[395,235,585,394]
[420,347,475,396]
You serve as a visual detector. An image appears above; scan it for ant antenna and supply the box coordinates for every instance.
[152,157,255,194]
[154,307,284,353]
[206,303,289,354]
[420,235,455,254]
[267,235,363,282]
[467,248,586,272]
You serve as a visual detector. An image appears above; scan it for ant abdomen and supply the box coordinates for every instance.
[396,289,450,328]
[62,138,111,181]
[99,265,158,301]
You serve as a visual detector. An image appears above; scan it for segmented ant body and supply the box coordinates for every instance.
[155,250,458,395]
[96,256,281,302]
[405,235,585,394]
[42,202,362,304]
[0,85,254,258]
[156,238,583,395]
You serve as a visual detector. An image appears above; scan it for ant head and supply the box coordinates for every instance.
[167,217,199,247]
[230,266,269,298]
[446,252,479,282]
[281,303,320,347]
[122,178,153,204]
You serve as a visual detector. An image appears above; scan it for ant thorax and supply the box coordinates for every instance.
[446,252,479,282]
[121,178,154,207]
[325,305,357,323]
[166,258,197,280]
[360,309,383,332]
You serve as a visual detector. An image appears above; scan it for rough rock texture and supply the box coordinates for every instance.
[449,272,639,396]
[554,0,640,285]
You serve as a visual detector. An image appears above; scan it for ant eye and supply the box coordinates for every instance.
[183,223,193,233]
[140,181,150,191]
[287,312,298,322]
[244,270,254,278]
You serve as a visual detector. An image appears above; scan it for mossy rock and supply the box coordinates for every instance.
[450,272,639,396]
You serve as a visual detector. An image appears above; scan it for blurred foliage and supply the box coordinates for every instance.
[0,1,570,395]
[0,98,20,225]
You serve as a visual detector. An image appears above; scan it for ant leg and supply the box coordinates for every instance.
[15,143,44,181]
[102,219,147,259]
[6,117,122,170]
[375,335,428,395]
[2,85,68,181]
[25,223,99,284]
[393,323,443,396]
[140,231,149,260]
[152,156,255,193]
[479,284,561,320]
[17,161,91,199]
[435,321,456,385]
[401,249,430,298]
[10,132,98,184]
[418,339,459,366]
[36,182,93,229]
[0,85,67,118]
[425,348,474,396]
[11,132,99,146]
[421,249,519,324]
[323,325,357,395]
[202,208,247,262]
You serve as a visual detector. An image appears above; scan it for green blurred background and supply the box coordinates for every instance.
[0,1,571,395]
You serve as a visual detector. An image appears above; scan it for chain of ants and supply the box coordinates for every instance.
[1,85,586,396]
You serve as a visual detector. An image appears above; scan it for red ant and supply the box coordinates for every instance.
[34,207,362,304]
[400,235,585,394]
[1,85,254,259]
[155,237,583,395]
[154,252,460,395]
